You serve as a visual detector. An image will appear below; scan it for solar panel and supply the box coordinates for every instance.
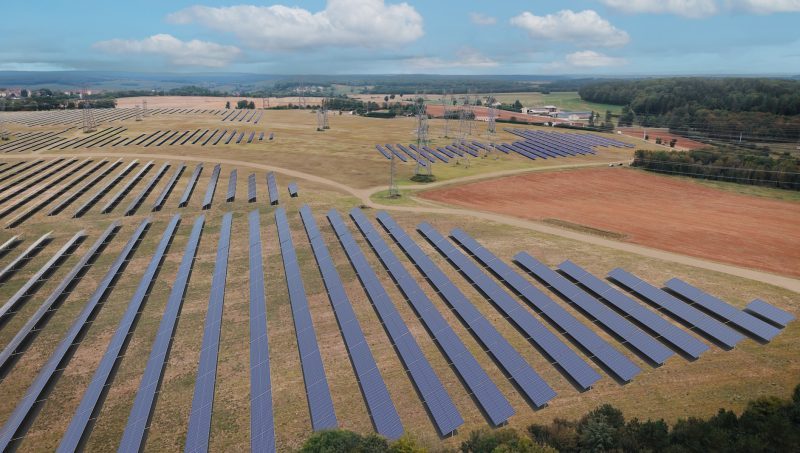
[0,223,118,375]
[0,231,85,324]
[450,230,640,382]
[248,173,257,202]
[179,163,203,207]
[48,159,123,216]
[59,215,179,452]
[288,182,298,197]
[744,299,795,328]
[376,212,556,407]
[226,169,237,202]
[299,206,402,439]
[558,260,708,359]
[0,218,151,452]
[608,269,744,349]
[248,210,276,452]
[0,158,80,206]
[267,172,279,205]
[124,162,170,216]
[274,207,337,431]
[182,129,200,145]
[185,212,233,452]
[516,253,673,366]
[417,224,601,390]
[0,232,52,284]
[665,278,781,342]
[328,209,466,433]
[73,160,139,218]
[0,159,94,219]
[201,163,222,210]
[348,208,512,426]
[119,215,205,453]
[0,236,20,258]
[100,161,154,214]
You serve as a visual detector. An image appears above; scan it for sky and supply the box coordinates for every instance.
[1,0,799,75]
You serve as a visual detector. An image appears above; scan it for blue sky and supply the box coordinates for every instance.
[1,0,799,74]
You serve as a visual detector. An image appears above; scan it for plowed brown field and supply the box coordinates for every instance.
[420,167,800,277]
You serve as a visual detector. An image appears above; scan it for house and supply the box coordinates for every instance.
[522,105,559,116]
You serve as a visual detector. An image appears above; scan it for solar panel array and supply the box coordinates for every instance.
[124,162,170,216]
[419,224,601,390]
[267,172,279,205]
[120,215,205,453]
[288,182,299,197]
[609,268,744,348]
[450,230,641,383]
[0,218,150,451]
[328,209,465,434]
[179,163,203,207]
[745,299,795,328]
[248,210,276,452]
[558,260,709,359]
[377,212,557,407]
[248,173,257,202]
[274,207,337,431]
[300,206,403,439]
[226,169,238,202]
[73,160,139,217]
[0,232,51,284]
[0,107,219,127]
[100,160,154,214]
[186,212,232,452]
[152,163,186,211]
[48,159,123,215]
[349,208,510,427]
[58,215,179,452]
[201,164,222,210]
[497,129,633,161]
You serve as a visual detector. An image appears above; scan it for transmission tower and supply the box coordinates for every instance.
[142,99,149,117]
[298,81,307,109]
[82,102,97,133]
[441,92,450,138]
[316,98,330,131]
[415,99,432,176]
[487,94,497,152]
[0,99,8,141]
[135,105,143,121]
[388,152,400,198]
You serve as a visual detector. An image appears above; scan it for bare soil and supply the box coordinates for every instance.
[420,167,800,277]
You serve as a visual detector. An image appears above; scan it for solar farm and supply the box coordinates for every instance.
[0,106,797,452]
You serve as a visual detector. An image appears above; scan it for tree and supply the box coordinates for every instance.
[513,100,524,111]
[300,430,388,453]
[20,89,28,98]
[389,94,395,99]
[384,96,389,102]
[225,101,231,109]
[248,101,256,109]
[476,99,482,106]
[588,110,596,127]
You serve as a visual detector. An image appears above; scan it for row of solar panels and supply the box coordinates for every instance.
[0,208,793,450]
[0,107,224,127]
[222,109,264,124]
[374,141,491,164]
[0,159,299,227]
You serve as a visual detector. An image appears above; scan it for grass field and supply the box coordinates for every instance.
[0,108,797,452]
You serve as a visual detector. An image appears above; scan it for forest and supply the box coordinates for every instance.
[632,148,800,190]
[297,382,800,452]
[579,78,800,141]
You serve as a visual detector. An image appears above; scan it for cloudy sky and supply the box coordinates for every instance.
[2,0,799,74]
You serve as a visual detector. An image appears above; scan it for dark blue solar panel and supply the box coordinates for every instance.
[0,224,118,374]
[267,172,279,205]
[152,163,186,211]
[665,278,781,342]
[515,253,673,366]
[0,218,151,452]
[744,299,794,328]
[119,215,205,453]
[0,232,51,284]
[185,212,233,452]
[73,160,139,217]
[274,207,337,431]
[181,129,200,145]
[99,161,154,214]
[248,210,275,452]
[125,162,170,216]
[608,269,744,349]
[300,205,402,439]
[179,163,203,207]
[0,231,85,323]
[558,260,708,359]
[226,169,237,202]
[288,182,298,197]
[328,209,463,435]
[418,224,601,390]
[450,230,640,382]
[201,164,222,210]
[248,173,257,202]
[376,212,556,407]
[0,158,81,206]
[58,215,179,453]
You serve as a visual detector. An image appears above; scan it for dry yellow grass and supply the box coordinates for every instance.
[0,109,796,452]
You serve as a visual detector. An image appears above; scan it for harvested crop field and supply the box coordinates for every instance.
[420,167,800,277]
[617,127,706,150]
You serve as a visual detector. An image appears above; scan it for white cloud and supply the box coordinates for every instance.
[93,34,240,67]
[168,0,423,51]
[564,50,628,67]
[469,12,497,25]
[599,0,719,18]
[510,10,629,47]
[406,48,498,69]
[726,0,800,13]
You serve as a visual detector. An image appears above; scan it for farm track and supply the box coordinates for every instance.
[2,152,799,294]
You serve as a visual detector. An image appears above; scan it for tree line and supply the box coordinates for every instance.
[632,148,800,190]
[297,382,800,452]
